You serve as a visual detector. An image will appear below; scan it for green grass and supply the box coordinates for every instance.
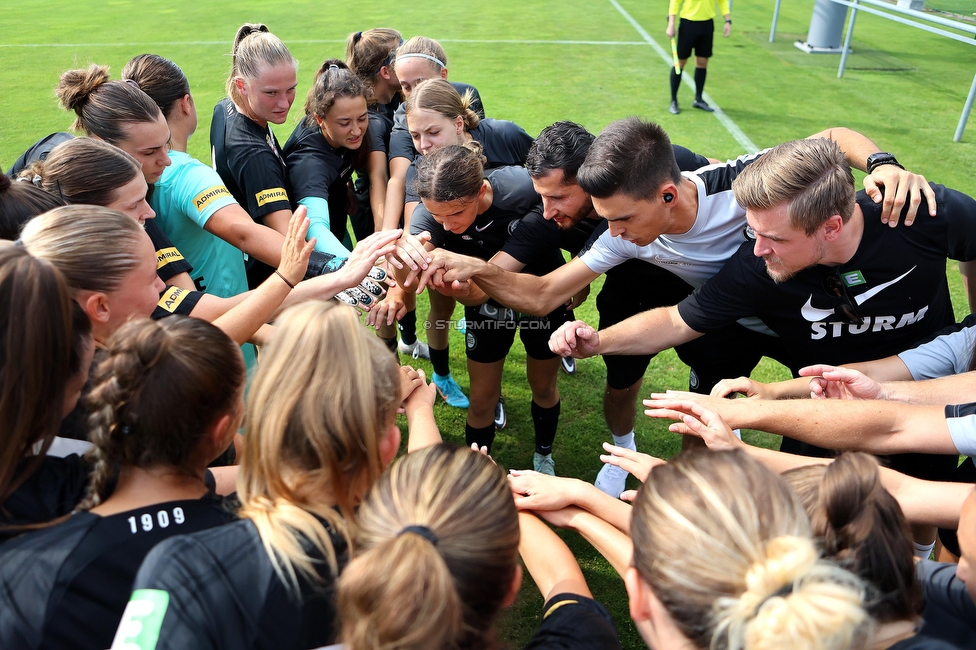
[2,1,974,647]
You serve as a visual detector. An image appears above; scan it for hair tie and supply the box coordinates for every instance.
[119,425,134,436]
[329,64,339,71]
[398,525,438,546]
[395,52,445,69]
[124,78,140,90]
[757,583,794,611]
[354,31,363,41]
[31,174,43,188]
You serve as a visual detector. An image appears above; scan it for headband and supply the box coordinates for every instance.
[395,52,445,69]
[398,524,438,546]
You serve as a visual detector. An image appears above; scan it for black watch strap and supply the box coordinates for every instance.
[866,152,904,174]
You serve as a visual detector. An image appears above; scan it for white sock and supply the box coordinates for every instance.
[612,431,636,450]
[913,540,936,560]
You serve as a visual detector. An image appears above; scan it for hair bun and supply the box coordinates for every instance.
[739,536,818,619]
[56,64,111,113]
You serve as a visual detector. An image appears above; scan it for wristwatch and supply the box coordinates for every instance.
[725,18,732,23]
[866,152,904,174]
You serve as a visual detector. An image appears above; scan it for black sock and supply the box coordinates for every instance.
[429,345,450,377]
[397,309,417,345]
[532,400,560,456]
[694,67,707,101]
[670,68,682,101]
[379,335,398,354]
[466,422,496,452]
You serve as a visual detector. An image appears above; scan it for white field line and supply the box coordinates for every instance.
[0,38,647,48]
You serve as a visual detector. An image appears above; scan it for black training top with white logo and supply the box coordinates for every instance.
[0,493,235,650]
[677,184,976,368]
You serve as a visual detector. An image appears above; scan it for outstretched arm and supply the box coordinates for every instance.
[549,305,701,359]
[649,399,970,529]
[645,393,956,455]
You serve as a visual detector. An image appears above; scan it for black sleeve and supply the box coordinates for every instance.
[145,220,192,282]
[523,593,622,649]
[501,212,563,265]
[404,163,420,204]
[227,139,291,220]
[409,205,444,248]
[942,185,976,262]
[672,144,710,171]
[152,286,204,320]
[284,128,342,203]
[367,111,391,155]
[388,108,417,162]
[676,242,763,332]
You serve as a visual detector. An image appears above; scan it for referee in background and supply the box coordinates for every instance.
[666,0,731,114]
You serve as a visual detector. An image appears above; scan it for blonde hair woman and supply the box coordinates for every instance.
[511,449,872,650]
[337,444,621,649]
[112,301,440,650]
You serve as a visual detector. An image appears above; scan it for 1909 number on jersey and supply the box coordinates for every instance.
[127,507,186,534]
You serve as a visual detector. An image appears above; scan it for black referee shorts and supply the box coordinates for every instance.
[677,18,715,60]
[464,301,573,364]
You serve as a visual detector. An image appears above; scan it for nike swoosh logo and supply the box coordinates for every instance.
[474,220,494,232]
[800,266,916,322]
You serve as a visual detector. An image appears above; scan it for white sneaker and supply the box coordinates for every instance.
[397,339,430,360]
[594,463,629,498]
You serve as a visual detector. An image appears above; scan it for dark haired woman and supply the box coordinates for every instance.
[393,143,568,472]
[283,59,372,261]
[0,317,245,650]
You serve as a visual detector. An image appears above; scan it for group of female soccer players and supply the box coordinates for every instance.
[0,20,972,650]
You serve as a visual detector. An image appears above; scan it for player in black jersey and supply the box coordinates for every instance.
[379,36,486,364]
[0,316,244,650]
[284,59,372,259]
[381,35,486,232]
[390,79,534,406]
[0,247,92,539]
[346,28,404,237]
[393,144,567,472]
[112,301,441,650]
[336,444,622,649]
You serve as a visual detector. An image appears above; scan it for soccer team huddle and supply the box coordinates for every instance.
[2,19,976,650]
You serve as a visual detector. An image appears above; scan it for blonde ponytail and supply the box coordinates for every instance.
[338,444,519,650]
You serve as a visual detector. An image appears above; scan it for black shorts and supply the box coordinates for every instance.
[597,260,796,392]
[464,302,572,364]
[677,18,714,60]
